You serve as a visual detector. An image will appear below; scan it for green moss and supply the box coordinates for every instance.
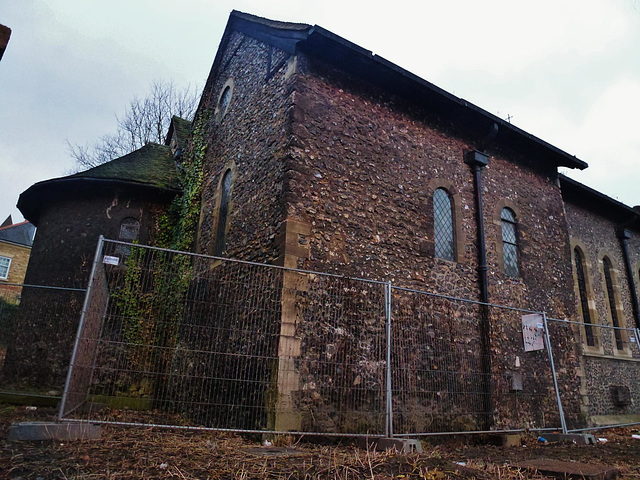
[71,143,179,190]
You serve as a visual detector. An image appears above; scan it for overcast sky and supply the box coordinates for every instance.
[1,0,639,223]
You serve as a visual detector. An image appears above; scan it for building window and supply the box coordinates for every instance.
[603,256,624,351]
[119,218,140,243]
[219,86,231,113]
[215,79,234,122]
[501,208,519,277]
[0,256,11,280]
[214,169,233,256]
[574,247,595,347]
[433,188,455,261]
[116,218,140,257]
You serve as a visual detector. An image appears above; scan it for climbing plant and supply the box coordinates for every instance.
[110,110,211,395]
[158,110,210,251]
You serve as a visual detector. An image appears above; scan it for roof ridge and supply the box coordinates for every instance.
[0,220,29,231]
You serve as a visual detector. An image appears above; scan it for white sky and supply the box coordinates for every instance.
[1,0,639,223]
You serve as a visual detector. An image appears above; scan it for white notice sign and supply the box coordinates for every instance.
[522,314,545,352]
[103,255,120,266]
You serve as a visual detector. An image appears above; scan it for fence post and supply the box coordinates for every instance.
[58,235,104,421]
[543,312,567,434]
[385,280,393,438]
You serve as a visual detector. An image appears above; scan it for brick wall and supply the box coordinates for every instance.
[0,241,31,302]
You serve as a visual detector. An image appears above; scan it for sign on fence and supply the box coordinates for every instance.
[522,313,545,352]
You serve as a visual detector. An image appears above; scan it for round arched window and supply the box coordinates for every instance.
[219,86,231,114]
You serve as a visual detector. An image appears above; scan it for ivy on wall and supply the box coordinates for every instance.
[158,110,210,251]
[111,111,211,396]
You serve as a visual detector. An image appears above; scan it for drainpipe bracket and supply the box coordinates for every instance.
[465,150,489,168]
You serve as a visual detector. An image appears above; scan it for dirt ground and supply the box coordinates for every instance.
[1,404,639,479]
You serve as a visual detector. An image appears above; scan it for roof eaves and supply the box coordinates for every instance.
[0,238,31,249]
[17,176,180,226]
[213,11,588,171]
[301,26,588,171]
[560,174,639,222]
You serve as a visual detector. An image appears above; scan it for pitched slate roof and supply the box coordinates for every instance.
[165,116,192,151]
[67,143,178,189]
[0,221,35,247]
[208,11,588,171]
[18,143,180,225]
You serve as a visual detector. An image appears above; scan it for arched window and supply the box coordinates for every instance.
[214,169,233,256]
[603,256,624,351]
[501,208,519,277]
[119,217,140,243]
[433,188,454,261]
[574,247,595,347]
[219,86,231,114]
[215,79,234,123]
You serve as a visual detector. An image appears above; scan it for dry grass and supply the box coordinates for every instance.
[1,405,639,479]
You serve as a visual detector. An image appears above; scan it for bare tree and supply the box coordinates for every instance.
[68,80,199,171]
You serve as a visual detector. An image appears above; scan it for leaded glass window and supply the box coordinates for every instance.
[501,208,519,277]
[214,169,233,256]
[434,188,454,261]
[574,247,595,347]
[603,257,623,350]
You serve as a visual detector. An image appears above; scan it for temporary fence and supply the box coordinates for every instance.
[545,319,640,433]
[0,283,85,386]
[58,237,640,436]
[390,287,565,436]
[60,237,388,435]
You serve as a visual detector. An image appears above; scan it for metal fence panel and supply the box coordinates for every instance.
[60,240,110,417]
[391,287,563,435]
[60,238,581,437]
[548,319,640,431]
[292,273,387,435]
[60,239,388,436]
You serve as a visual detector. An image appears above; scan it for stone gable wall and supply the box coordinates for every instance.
[195,32,295,263]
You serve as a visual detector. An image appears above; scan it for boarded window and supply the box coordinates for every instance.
[116,218,140,257]
[119,218,140,242]
[434,188,454,261]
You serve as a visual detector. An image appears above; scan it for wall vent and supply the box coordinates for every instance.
[610,385,631,407]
